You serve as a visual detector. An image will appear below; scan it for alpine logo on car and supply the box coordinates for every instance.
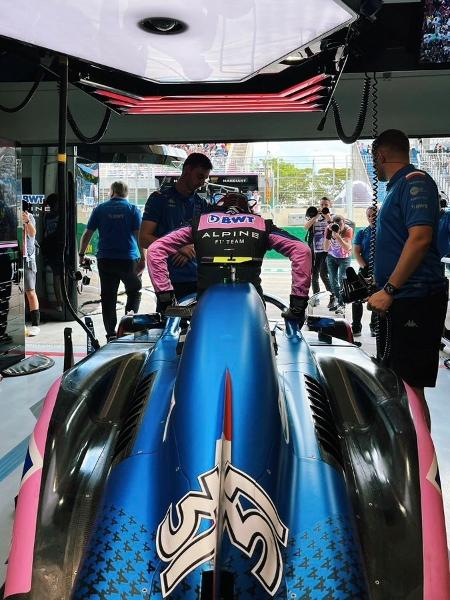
[156,462,289,597]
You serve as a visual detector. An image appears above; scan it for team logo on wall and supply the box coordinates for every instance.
[156,462,288,597]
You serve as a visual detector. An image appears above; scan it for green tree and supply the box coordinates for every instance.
[314,168,348,200]
[266,159,314,205]
[257,159,349,206]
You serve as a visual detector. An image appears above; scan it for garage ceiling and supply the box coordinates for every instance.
[0,1,449,143]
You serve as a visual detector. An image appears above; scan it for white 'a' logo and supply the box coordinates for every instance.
[156,463,288,597]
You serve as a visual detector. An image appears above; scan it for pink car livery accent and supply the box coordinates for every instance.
[4,377,62,598]
[404,382,450,599]
[147,216,311,297]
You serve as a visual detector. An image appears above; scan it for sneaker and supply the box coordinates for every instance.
[327,294,336,309]
[126,310,135,316]
[335,304,345,315]
[106,334,117,343]
[352,327,362,337]
[27,326,40,337]
[310,296,320,307]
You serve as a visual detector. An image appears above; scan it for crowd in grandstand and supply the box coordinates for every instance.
[176,143,230,159]
[420,0,450,64]
[358,139,450,160]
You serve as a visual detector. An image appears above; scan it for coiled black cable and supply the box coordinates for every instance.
[331,75,371,144]
[55,79,112,144]
[67,104,112,144]
[0,70,45,113]
[368,74,378,285]
[368,72,391,363]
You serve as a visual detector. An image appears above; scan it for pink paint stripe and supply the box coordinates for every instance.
[4,378,61,598]
[197,213,266,231]
[404,382,450,600]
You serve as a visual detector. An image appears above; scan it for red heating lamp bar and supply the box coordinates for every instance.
[93,73,331,115]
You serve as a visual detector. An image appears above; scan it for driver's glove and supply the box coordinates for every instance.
[281,295,308,328]
[156,291,176,315]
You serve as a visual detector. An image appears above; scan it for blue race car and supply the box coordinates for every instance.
[4,283,449,599]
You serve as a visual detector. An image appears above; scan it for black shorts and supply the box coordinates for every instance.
[378,289,448,388]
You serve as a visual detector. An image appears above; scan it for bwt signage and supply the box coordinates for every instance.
[22,194,46,205]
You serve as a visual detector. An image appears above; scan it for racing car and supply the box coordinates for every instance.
[4,283,449,599]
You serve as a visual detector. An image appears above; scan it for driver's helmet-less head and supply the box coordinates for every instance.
[216,193,252,214]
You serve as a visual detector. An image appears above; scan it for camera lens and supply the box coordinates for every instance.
[321,206,330,214]
[331,223,340,232]
[306,206,318,218]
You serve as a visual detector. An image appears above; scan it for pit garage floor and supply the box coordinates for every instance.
[0,260,449,585]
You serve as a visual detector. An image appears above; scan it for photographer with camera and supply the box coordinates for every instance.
[323,215,353,314]
[79,181,145,342]
[304,196,334,307]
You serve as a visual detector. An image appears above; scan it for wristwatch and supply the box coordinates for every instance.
[383,282,398,296]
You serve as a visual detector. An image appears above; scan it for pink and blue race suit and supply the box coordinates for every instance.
[147,212,311,297]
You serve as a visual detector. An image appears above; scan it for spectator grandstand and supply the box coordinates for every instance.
[420,0,450,64]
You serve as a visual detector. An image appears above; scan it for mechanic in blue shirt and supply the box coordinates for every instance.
[139,153,213,303]
[351,206,376,337]
[79,181,144,341]
[367,130,448,426]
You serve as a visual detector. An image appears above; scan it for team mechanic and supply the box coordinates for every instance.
[138,153,212,303]
[147,193,312,324]
[367,129,448,427]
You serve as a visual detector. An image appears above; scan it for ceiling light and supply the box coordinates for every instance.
[138,17,187,35]
[0,0,356,84]
[281,54,304,66]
